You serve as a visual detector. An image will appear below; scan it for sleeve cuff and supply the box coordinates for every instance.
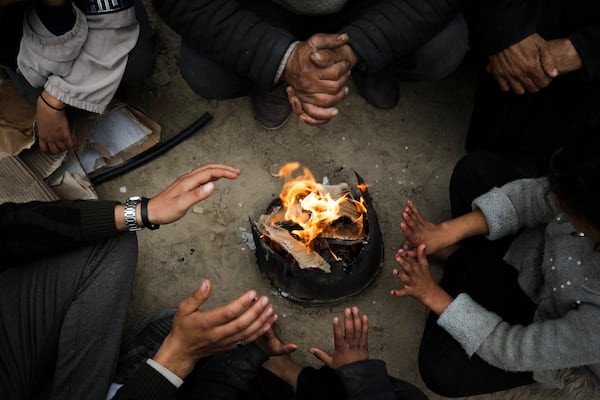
[438,293,502,356]
[472,187,519,240]
[146,359,184,388]
[274,41,299,84]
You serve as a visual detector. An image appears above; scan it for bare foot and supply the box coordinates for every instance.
[263,354,302,391]
[399,200,459,260]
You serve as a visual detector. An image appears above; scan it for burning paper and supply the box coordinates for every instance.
[256,162,368,273]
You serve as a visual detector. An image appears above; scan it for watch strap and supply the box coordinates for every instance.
[141,197,160,230]
[124,196,143,231]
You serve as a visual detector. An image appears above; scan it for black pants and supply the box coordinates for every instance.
[247,365,429,400]
[417,151,537,397]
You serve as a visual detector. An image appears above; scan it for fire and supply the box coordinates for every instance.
[277,162,366,248]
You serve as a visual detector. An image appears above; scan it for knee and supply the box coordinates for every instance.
[178,44,251,100]
[405,13,470,80]
[418,347,463,398]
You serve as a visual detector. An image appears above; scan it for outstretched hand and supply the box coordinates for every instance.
[153,280,278,379]
[310,306,368,369]
[391,244,453,315]
[147,164,241,225]
[486,33,558,94]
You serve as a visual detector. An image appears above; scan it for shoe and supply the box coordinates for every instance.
[251,83,291,130]
[113,308,176,384]
[353,71,399,109]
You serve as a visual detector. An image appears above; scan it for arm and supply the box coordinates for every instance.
[439,294,600,371]
[568,25,600,80]
[341,0,468,75]
[113,280,279,399]
[1,164,241,269]
[152,0,296,91]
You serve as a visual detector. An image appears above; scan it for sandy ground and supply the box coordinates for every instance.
[93,7,569,400]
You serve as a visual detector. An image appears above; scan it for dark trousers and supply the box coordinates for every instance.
[176,0,469,99]
[417,151,537,397]
[0,233,138,400]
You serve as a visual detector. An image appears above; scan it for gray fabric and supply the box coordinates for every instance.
[0,233,138,400]
[438,178,600,393]
[17,3,139,113]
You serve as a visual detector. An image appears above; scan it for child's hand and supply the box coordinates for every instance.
[399,200,458,260]
[391,244,453,315]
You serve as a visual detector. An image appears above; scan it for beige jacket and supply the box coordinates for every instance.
[17,4,139,114]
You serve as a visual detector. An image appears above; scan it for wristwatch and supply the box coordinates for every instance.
[124,196,143,231]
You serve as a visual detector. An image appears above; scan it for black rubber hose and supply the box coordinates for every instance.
[91,112,212,185]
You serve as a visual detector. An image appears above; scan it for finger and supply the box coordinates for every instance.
[315,60,351,82]
[201,289,259,327]
[539,46,558,78]
[310,50,348,69]
[390,288,409,297]
[47,141,63,155]
[351,306,361,341]
[176,280,213,317]
[506,76,526,95]
[38,139,49,154]
[343,308,354,341]
[308,32,349,51]
[215,296,274,340]
[309,347,333,367]
[360,314,368,348]
[232,308,278,346]
[185,165,242,188]
[417,243,429,267]
[406,200,424,223]
[294,87,348,108]
[332,315,344,350]
[297,100,339,121]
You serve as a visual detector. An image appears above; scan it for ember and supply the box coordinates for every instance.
[252,163,383,305]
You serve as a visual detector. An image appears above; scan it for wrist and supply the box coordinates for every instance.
[153,335,197,380]
[422,286,453,316]
[39,91,65,112]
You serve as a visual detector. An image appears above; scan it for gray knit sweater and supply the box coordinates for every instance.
[438,178,600,396]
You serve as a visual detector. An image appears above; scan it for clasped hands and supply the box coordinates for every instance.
[487,33,583,95]
[282,33,359,126]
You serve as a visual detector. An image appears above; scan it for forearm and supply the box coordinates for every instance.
[438,209,489,247]
[570,25,600,80]
[0,200,119,267]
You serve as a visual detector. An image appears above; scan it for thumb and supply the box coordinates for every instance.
[310,348,333,367]
[417,244,428,267]
[309,32,349,50]
[539,46,558,78]
[179,280,212,315]
[193,181,215,202]
[310,49,348,68]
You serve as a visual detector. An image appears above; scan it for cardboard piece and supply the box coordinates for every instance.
[0,81,35,155]
[77,103,161,177]
[0,152,59,204]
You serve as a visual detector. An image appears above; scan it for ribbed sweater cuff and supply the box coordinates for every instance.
[114,364,178,400]
[80,200,120,242]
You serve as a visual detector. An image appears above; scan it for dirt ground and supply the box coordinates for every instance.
[93,6,569,400]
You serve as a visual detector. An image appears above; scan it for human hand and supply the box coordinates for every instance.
[399,200,458,260]
[153,280,278,379]
[283,33,353,125]
[147,164,241,225]
[486,33,558,94]
[36,90,76,154]
[391,244,453,315]
[310,306,368,369]
[256,327,298,357]
[547,38,583,75]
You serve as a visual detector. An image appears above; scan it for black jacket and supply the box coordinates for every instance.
[152,0,468,90]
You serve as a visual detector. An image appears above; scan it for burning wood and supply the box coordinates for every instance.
[255,163,368,273]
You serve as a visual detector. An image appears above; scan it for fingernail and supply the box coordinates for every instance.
[202,182,214,193]
[344,86,349,94]
[311,51,321,61]
[337,33,348,41]
[261,297,269,307]
[266,306,274,316]
[248,291,257,301]
[332,108,339,116]
[200,280,209,291]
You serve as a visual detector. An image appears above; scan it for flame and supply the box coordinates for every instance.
[277,162,366,249]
